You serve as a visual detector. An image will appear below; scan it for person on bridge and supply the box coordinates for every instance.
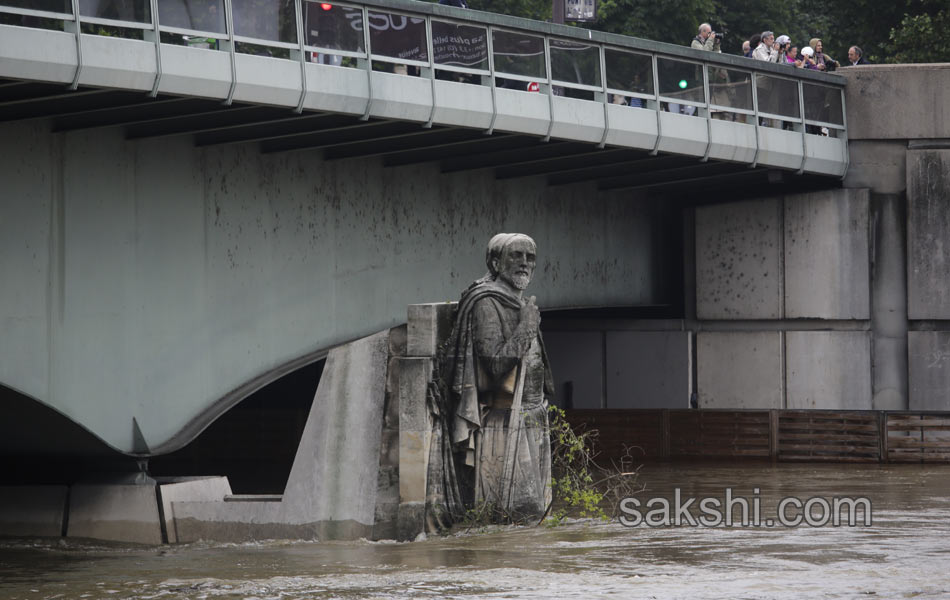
[846,46,869,66]
[809,38,839,71]
[440,233,554,524]
[753,31,781,62]
[691,23,722,53]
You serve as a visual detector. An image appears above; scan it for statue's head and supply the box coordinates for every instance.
[486,233,537,292]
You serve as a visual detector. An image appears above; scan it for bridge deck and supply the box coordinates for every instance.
[1,0,848,181]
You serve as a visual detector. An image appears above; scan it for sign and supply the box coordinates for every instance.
[563,0,596,22]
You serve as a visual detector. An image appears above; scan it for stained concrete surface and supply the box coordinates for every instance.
[783,188,870,319]
[696,199,783,320]
[697,332,784,409]
[908,331,950,410]
[785,331,872,410]
[907,150,950,320]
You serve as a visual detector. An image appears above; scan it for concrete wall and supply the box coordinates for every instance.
[691,65,950,411]
[544,328,692,410]
[840,66,950,410]
[694,188,874,409]
[839,65,950,141]
[0,119,663,454]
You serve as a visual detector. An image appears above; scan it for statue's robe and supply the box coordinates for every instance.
[441,278,554,521]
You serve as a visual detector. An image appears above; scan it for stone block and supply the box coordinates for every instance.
[908,331,950,410]
[398,372,434,508]
[407,303,457,357]
[543,331,603,409]
[841,65,950,140]
[907,150,950,320]
[396,501,426,542]
[0,485,67,538]
[605,331,691,408]
[158,477,231,544]
[67,483,163,544]
[784,188,870,319]
[280,329,390,532]
[696,199,783,319]
[697,332,784,408]
[843,140,907,194]
[785,331,872,409]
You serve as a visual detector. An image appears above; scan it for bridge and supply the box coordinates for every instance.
[0,0,851,460]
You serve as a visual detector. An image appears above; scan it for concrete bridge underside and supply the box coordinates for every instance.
[1,2,849,459]
[0,53,841,458]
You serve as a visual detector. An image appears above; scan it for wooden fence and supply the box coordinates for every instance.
[564,409,950,465]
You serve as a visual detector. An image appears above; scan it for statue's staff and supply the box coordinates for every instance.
[501,296,535,514]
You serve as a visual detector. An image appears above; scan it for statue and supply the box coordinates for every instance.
[438,233,554,523]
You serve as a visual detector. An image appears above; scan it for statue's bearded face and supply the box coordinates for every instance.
[495,239,537,291]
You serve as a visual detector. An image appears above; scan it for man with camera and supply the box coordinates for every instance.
[753,31,780,62]
[692,23,722,53]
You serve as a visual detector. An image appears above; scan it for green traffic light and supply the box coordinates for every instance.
[678,79,688,89]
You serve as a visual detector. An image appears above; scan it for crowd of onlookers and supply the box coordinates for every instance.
[693,24,871,69]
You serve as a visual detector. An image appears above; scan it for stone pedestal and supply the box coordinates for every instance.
[67,483,164,545]
[396,302,456,540]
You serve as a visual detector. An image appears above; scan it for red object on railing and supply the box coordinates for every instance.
[320,3,333,10]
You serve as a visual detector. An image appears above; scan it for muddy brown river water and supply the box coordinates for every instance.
[2,462,949,599]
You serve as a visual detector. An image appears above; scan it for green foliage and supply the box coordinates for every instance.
[887,4,950,64]
[592,0,718,48]
[547,405,608,524]
[546,406,642,526]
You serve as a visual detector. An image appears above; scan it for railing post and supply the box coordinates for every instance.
[701,62,712,162]
[222,0,237,106]
[67,0,83,90]
[359,6,373,121]
[424,16,436,129]
[293,0,308,114]
[597,44,609,149]
[146,0,162,98]
[542,35,554,142]
[485,26,498,136]
[750,72,761,168]
[796,80,807,174]
[649,53,661,156]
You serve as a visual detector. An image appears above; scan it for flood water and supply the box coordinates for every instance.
[2,462,950,599]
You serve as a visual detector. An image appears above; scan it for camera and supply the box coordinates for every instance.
[825,58,838,72]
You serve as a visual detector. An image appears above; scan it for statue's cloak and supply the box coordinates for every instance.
[439,278,554,455]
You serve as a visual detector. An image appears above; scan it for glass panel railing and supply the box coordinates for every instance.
[367,10,427,63]
[1,0,71,13]
[79,0,149,22]
[756,74,800,119]
[708,67,752,111]
[604,49,652,96]
[303,1,363,53]
[158,0,227,34]
[492,29,544,79]
[232,0,296,43]
[550,38,599,87]
[656,57,704,104]
[803,82,844,126]
[432,20,488,71]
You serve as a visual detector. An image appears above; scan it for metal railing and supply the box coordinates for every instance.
[1,0,847,152]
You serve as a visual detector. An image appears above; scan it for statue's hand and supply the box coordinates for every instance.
[520,296,541,336]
